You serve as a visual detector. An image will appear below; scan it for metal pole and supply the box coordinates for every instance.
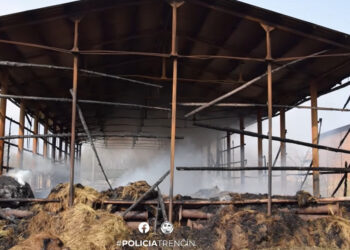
[194,122,350,154]
[226,132,231,167]
[0,60,161,88]
[177,166,350,173]
[280,108,286,192]
[6,120,11,172]
[168,1,183,223]
[18,102,25,168]
[43,123,48,158]
[64,139,68,162]
[0,79,7,174]
[257,110,263,179]
[58,135,63,160]
[240,117,245,185]
[262,24,274,216]
[310,82,320,197]
[73,93,112,190]
[32,115,38,155]
[178,102,350,112]
[184,50,326,117]
[123,170,170,217]
[69,19,80,207]
[51,125,56,163]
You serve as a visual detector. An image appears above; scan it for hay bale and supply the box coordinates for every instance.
[26,204,130,250]
[27,210,62,236]
[198,205,350,249]
[296,190,316,207]
[0,176,34,208]
[39,183,102,213]
[308,216,350,249]
[10,232,66,250]
[60,204,130,250]
[0,220,15,249]
[109,181,157,201]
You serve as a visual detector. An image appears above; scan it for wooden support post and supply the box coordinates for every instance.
[43,123,48,158]
[17,102,25,168]
[168,1,183,223]
[69,19,80,207]
[32,115,38,155]
[257,110,263,177]
[310,82,320,197]
[240,116,245,185]
[0,79,7,175]
[280,108,287,191]
[262,23,274,216]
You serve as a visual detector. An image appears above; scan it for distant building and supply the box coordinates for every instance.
[319,124,350,197]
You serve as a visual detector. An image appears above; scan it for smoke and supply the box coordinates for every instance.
[5,148,79,198]
[79,126,306,197]
[6,169,31,185]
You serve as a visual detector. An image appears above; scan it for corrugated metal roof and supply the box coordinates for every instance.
[0,0,349,136]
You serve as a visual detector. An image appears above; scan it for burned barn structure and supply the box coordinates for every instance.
[0,0,349,225]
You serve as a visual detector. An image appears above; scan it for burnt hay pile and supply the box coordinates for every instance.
[104,180,158,201]
[2,181,350,249]
[187,206,350,250]
[8,183,130,250]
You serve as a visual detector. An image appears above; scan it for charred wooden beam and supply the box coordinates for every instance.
[0,198,59,202]
[181,209,213,219]
[115,211,148,220]
[157,187,168,221]
[122,170,170,218]
[73,90,113,190]
[103,196,350,205]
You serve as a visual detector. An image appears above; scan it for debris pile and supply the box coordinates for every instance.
[0,176,34,208]
[2,180,350,249]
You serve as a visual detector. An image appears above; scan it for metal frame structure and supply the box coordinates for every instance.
[0,0,349,220]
